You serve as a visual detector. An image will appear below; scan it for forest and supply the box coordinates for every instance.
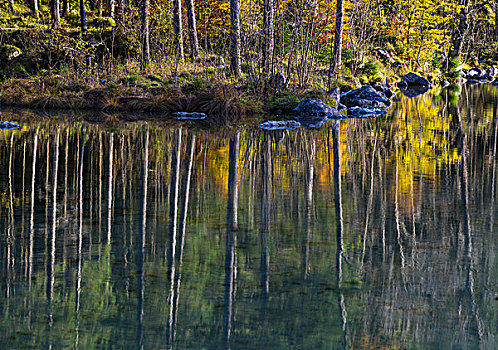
[0,0,497,116]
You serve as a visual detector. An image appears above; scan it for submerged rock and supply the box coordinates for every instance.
[347,106,388,118]
[258,120,301,131]
[404,72,431,86]
[0,121,20,130]
[172,112,207,120]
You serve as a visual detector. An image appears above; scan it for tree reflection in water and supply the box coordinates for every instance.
[0,84,497,349]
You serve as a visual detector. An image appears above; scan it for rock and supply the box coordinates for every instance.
[347,106,388,118]
[293,98,339,119]
[268,72,287,89]
[328,87,341,105]
[340,85,391,109]
[460,70,468,78]
[467,67,494,81]
[337,103,347,111]
[467,68,484,78]
[404,72,430,86]
[258,120,301,131]
[400,86,429,98]
[293,99,340,128]
[397,80,408,89]
[172,112,207,120]
[0,44,22,61]
[374,48,395,63]
[486,67,498,77]
[440,80,450,87]
[493,81,498,87]
[0,121,20,130]
[373,83,395,98]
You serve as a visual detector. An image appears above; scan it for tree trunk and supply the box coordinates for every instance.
[62,0,69,17]
[495,2,498,42]
[450,0,470,60]
[172,0,184,60]
[331,0,344,75]
[262,0,274,75]
[186,0,199,59]
[230,0,241,76]
[51,0,61,29]
[80,0,87,33]
[110,0,115,18]
[33,0,39,18]
[141,0,150,69]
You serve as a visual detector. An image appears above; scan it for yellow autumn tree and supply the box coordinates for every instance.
[389,0,462,67]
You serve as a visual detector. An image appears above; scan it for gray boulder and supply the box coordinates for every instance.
[293,98,340,128]
[293,98,339,118]
[340,85,391,109]
[404,72,430,86]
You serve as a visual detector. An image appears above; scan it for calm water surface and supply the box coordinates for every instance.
[0,84,497,349]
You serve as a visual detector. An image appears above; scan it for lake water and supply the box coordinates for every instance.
[0,84,497,349]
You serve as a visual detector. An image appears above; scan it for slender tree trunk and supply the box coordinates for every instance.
[262,0,274,75]
[186,0,199,59]
[110,0,115,18]
[62,0,69,17]
[80,0,88,33]
[141,0,150,69]
[172,0,184,60]
[230,0,241,76]
[33,0,39,18]
[451,0,470,60]
[331,0,344,75]
[51,0,61,28]
[495,2,498,42]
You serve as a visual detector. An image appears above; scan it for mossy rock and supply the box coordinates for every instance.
[0,44,22,62]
